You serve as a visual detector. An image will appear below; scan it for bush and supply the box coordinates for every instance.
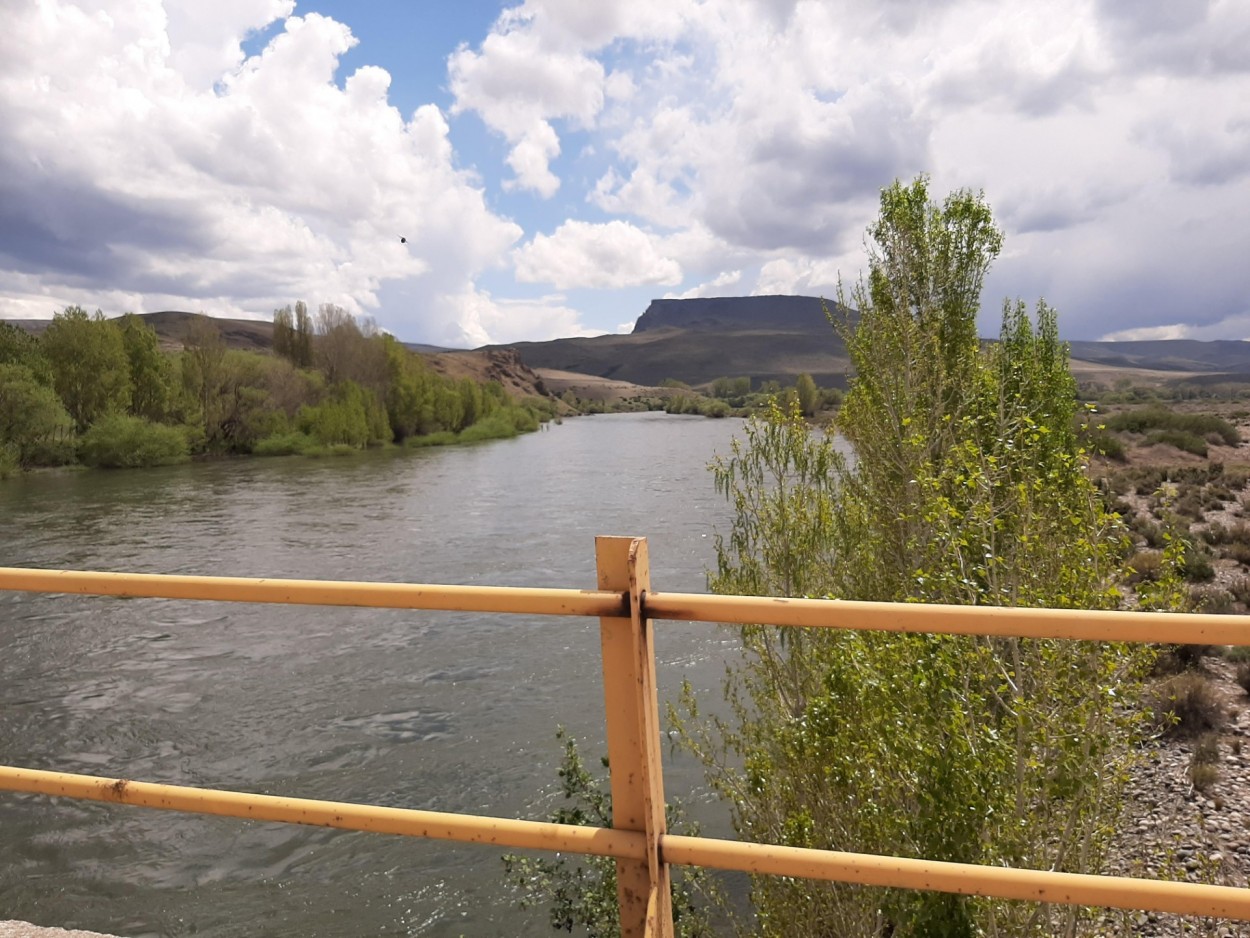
[1227,541,1250,567]
[1190,585,1235,614]
[0,443,17,479]
[1150,672,1226,737]
[1085,427,1127,460]
[78,414,189,468]
[1189,732,1222,791]
[1228,576,1250,607]
[252,431,316,457]
[1147,429,1209,457]
[1236,661,1250,695]
[454,404,549,443]
[1182,545,1215,583]
[1107,406,1240,445]
[1154,642,1216,675]
[1125,549,1163,584]
[406,430,458,448]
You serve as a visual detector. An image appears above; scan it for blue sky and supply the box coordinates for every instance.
[2,1,1249,346]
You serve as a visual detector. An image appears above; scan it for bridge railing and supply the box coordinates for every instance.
[3,535,1250,937]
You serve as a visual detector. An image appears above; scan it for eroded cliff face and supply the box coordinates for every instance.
[632,295,841,335]
[424,347,549,399]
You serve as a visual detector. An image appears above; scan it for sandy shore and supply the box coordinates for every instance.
[0,924,120,938]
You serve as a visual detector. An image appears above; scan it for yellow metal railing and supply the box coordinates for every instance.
[3,535,1250,937]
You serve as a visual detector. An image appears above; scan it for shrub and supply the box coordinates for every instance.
[252,431,316,456]
[406,430,458,448]
[1237,661,1250,695]
[458,409,526,442]
[1189,585,1235,614]
[1148,429,1208,456]
[1173,491,1207,520]
[0,443,17,479]
[1227,576,1250,607]
[1227,541,1250,567]
[1086,428,1127,460]
[1189,733,1222,791]
[1108,406,1240,445]
[1125,549,1163,584]
[1154,643,1216,675]
[1181,545,1215,583]
[77,414,189,468]
[1202,522,1229,545]
[1225,467,1250,490]
[1150,672,1226,737]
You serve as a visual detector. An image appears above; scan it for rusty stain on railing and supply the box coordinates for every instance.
[2,539,1249,937]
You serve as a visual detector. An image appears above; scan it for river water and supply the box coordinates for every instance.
[0,413,755,937]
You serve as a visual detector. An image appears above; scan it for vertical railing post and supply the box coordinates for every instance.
[596,536,673,938]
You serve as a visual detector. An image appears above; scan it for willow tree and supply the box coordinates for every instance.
[682,178,1146,937]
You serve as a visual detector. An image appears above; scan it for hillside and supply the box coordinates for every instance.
[499,296,1250,391]
[8,301,1250,393]
[499,295,856,388]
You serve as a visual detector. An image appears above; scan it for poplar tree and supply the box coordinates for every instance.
[682,178,1146,937]
[40,306,130,432]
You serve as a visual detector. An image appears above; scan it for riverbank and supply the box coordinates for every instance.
[0,924,119,938]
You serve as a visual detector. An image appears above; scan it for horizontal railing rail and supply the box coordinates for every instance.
[2,539,1248,938]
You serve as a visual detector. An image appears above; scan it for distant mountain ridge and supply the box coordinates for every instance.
[7,301,1250,390]
[633,294,842,334]
[499,296,1250,390]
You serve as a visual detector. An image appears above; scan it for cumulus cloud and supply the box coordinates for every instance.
[513,220,682,290]
[0,1,531,343]
[665,270,742,300]
[5,0,1250,345]
[451,288,606,345]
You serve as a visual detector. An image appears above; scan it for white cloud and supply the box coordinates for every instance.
[1098,324,1193,342]
[451,288,605,345]
[5,0,1250,345]
[0,2,526,344]
[513,220,682,289]
[664,270,742,300]
[753,258,839,297]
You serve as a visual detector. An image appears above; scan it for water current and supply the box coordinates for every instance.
[0,412,761,937]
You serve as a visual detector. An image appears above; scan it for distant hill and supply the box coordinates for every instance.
[8,301,1250,391]
[497,296,1250,390]
[498,295,857,388]
[1066,339,1250,374]
[2,310,274,352]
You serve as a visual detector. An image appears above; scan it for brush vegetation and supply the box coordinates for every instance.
[0,303,553,473]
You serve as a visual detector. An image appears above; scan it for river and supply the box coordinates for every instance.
[0,412,758,937]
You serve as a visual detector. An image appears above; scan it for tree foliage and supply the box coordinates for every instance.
[41,306,130,432]
[118,313,173,422]
[0,363,74,466]
[680,178,1149,937]
[0,304,550,474]
[503,730,716,937]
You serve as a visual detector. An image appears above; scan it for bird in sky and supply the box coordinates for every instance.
[400,236,407,244]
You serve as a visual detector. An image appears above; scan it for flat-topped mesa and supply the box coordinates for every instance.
[631,295,840,335]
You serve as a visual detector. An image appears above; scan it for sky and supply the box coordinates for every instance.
[1,1,1248,347]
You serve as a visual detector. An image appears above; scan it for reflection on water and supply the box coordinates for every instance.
[0,413,761,937]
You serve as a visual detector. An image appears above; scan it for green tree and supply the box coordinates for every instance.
[0,322,52,384]
[0,363,74,466]
[40,306,130,432]
[680,178,1147,937]
[118,313,172,422]
[181,315,229,449]
[273,301,315,368]
[503,730,716,937]
[794,372,818,416]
